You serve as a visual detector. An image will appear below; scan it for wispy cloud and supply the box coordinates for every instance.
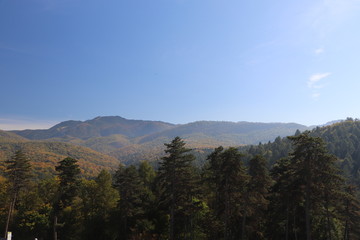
[312,92,321,100]
[308,72,331,88]
[308,72,332,99]
[315,47,324,55]
[306,0,360,36]
[322,0,360,17]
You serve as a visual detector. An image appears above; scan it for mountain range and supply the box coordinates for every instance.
[1,116,310,175]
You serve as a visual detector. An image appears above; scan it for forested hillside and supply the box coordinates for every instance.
[2,118,360,178]
[0,130,27,142]
[241,118,360,183]
[1,130,360,240]
[0,141,119,178]
[3,118,360,240]
[9,116,309,164]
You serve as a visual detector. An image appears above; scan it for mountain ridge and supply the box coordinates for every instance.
[5,116,310,164]
[12,116,175,140]
[1,116,356,175]
[10,116,310,146]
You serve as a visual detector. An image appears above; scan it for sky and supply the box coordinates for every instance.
[1,0,360,130]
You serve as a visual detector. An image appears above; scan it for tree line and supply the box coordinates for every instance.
[1,132,360,240]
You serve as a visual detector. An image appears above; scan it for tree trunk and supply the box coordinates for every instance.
[4,193,17,239]
[241,213,246,240]
[190,211,194,240]
[53,215,58,240]
[343,197,349,240]
[124,215,128,240]
[285,205,289,240]
[305,182,311,240]
[170,192,175,240]
[325,195,332,240]
[304,155,312,240]
[343,220,348,240]
[224,182,230,240]
[294,212,298,240]
[170,204,174,240]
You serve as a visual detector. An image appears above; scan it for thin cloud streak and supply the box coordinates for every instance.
[312,92,321,99]
[315,47,324,55]
[308,72,332,100]
[308,72,332,88]
[301,0,360,42]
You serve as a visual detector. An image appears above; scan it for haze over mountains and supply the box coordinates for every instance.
[13,116,308,147]
[12,116,309,143]
[13,116,175,140]
[1,116,311,174]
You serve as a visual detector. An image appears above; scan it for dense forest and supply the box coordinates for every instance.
[1,119,360,240]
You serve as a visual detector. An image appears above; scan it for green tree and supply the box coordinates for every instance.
[114,165,151,239]
[201,146,224,239]
[246,154,272,240]
[55,157,81,208]
[267,157,296,239]
[205,147,249,240]
[81,170,119,240]
[158,137,200,240]
[11,181,52,240]
[287,132,345,240]
[137,161,160,238]
[0,176,9,236]
[3,150,32,239]
[138,161,156,189]
[342,185,360,240]
[53,157,81,240]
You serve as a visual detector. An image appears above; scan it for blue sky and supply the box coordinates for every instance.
[1,0,360,130]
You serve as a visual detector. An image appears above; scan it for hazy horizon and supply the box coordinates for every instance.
[0,115,349,131]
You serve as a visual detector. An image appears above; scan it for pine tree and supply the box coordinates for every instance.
[157,137,200,240]
[114,165,148,239]
[267,132,346,240]
[53,157,81,240]
[137,161,158,237]
[287,132,345,240]
[138,161,156,189]
[3,150,32,239]
[342,185,360,240]
[81,170,119,240]
[55,157,81,208]
[246,154,272,240]
[206,147,249,240]
[267,157,296,240]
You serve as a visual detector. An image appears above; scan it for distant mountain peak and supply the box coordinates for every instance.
[12,116,175,140]
[89,116,127,121]
[6,116,315,166]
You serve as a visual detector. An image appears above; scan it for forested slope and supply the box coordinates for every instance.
[0,130,27,142]
[241,118,360,184]
[9,116,309,164]
[2,132,360,240]
[0,141,119,177]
